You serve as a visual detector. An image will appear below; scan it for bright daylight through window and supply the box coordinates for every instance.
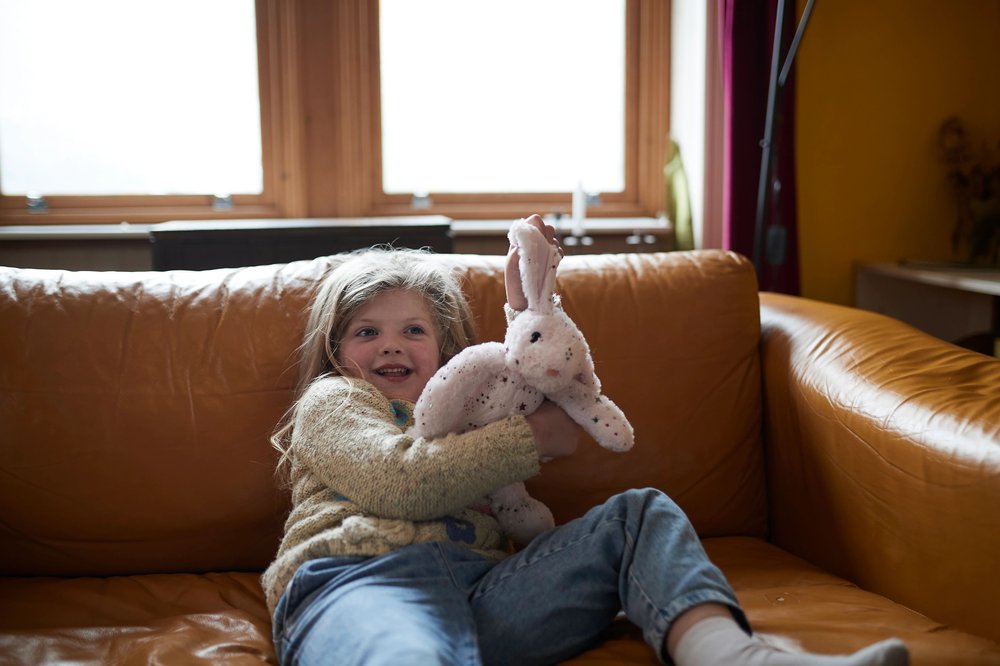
[0,0,262,197]
[379,0,625,195]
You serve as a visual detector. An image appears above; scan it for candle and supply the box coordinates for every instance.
[571,181,587,237]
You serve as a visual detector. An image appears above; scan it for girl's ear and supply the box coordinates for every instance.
[510,219,560,312]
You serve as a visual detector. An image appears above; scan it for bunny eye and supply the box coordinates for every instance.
[530,331,542,343]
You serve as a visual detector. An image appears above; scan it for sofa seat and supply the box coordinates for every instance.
[0,572,275,665]
[2,537,997,665]
[563,537,1000,666]
[705,538,1000,665]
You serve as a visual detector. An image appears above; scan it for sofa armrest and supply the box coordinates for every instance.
[759,292,1000,643]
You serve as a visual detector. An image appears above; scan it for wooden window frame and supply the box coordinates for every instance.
[304,0,671,220]
[0,0,307,226]
[0,0,669,225]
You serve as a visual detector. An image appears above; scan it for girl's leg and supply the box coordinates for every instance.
[272,544,493,666]
[669,607,909,666]
[466,487,908,666]
[465,487,746,665]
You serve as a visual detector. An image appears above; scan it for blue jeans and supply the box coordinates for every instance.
[271,488,748,666]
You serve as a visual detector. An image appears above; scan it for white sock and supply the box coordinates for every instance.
[672,617,909,666]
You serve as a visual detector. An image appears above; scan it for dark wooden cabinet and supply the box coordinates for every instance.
[149,216,453,270]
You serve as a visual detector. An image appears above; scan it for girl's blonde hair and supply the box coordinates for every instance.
[272,248,476,476]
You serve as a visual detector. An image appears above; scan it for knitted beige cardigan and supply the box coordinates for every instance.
[261,376,539,615]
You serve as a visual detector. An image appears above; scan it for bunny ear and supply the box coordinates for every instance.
[509,218,561,312]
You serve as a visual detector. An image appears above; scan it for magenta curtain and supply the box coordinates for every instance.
[720,0,800,294]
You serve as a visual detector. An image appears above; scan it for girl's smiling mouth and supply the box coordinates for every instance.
[375,365,411,380]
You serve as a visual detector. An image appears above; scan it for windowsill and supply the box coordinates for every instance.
[0,222,154,240]
[0,216,452,241]
[451,216,671,237]
[0,216,672,240]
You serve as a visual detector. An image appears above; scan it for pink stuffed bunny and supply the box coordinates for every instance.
[408,218,634,544]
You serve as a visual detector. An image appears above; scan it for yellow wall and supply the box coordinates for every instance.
[795,0,1000,305]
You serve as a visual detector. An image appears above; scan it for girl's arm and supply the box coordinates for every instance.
[525,400,580,463]
[292,377,541,521]
[505,214,581,462]
[505,214,561,311]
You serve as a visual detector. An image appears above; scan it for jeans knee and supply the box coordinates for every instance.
[611,487,681,516]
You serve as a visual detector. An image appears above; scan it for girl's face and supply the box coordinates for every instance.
[336,288,442,403]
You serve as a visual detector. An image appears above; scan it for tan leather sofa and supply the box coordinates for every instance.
[2,250,998,665]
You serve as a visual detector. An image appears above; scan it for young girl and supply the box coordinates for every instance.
[262,216,909,666]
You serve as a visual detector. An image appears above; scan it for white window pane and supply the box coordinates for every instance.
[0,0,262,196]
[379,0,625,194]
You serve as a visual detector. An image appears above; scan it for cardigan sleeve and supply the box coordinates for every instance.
[290,376,540,521]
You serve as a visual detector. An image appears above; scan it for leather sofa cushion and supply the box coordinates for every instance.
[0,250,765,578]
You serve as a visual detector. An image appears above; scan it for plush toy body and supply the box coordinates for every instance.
[408,218,634,544]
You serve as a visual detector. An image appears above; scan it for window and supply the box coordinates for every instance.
[0,0,262,197]
[0,0,301,224]
[379,0,626,195]
[0,0,669,224]
[304,0,670,220]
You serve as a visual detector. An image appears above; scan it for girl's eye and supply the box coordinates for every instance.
[405,325,426,335]
[356,327,378,337]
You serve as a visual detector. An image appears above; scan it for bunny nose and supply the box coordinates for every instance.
[546,368,560,377]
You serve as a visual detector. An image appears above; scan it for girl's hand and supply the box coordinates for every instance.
[525,400,580,462]
[505,214,562,311]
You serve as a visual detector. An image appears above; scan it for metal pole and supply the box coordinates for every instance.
[752,0,817,285]
[752,0,787,282]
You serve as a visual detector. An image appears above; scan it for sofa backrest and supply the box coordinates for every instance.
[0,250,765,577]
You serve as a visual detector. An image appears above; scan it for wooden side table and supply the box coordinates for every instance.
[855,262,1000,356]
